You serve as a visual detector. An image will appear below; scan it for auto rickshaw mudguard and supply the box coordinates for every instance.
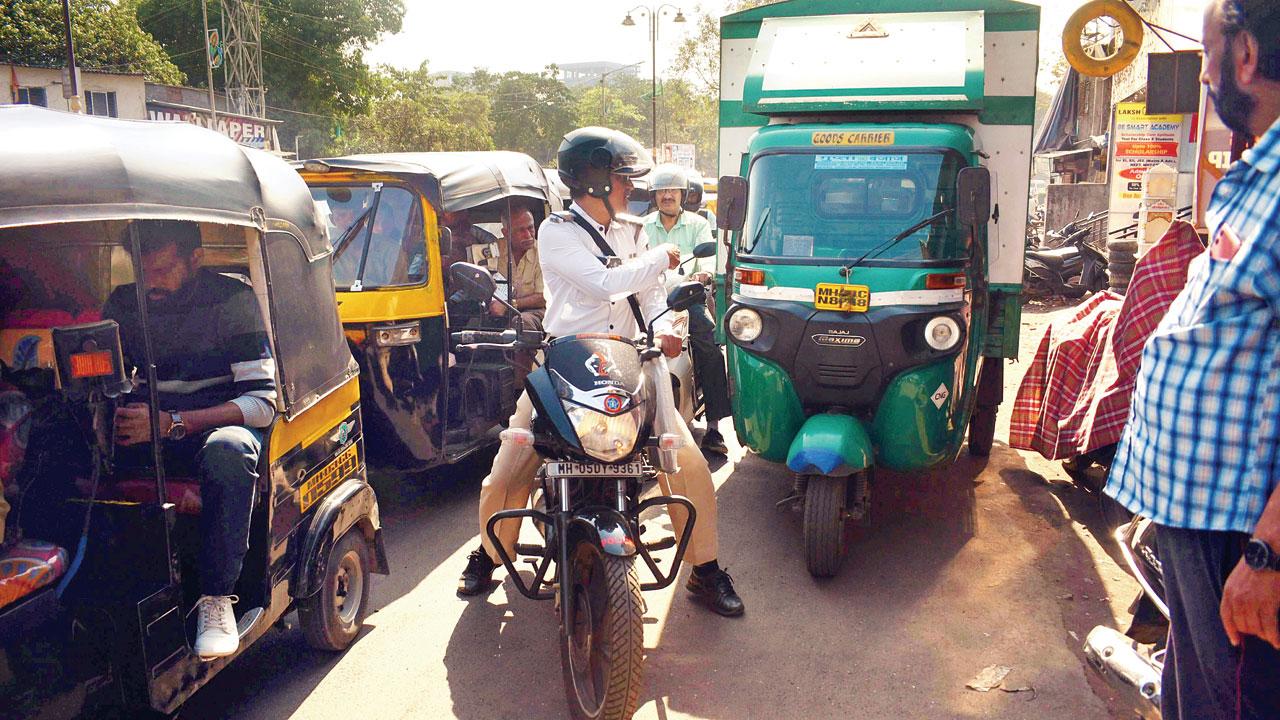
[785,414,873,477]
[870,358,966,471]
[292,477,389,600]
[566,509,637,558]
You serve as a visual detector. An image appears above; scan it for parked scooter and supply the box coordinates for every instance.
[448,259,712,720]
[1084,514,1167,711]
[1024,211,1109,298]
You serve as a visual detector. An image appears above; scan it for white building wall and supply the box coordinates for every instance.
[2,65,147,119]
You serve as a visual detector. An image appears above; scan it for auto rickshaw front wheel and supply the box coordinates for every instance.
[299,529,373,651]
[803,475,848,578]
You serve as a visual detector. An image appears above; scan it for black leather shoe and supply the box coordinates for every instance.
[701,427,728,455]
[458,548,496,596]
[686,568,744,617]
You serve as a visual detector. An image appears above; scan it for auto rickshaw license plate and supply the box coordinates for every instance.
[545,461,644,477]
[814,283,871,312]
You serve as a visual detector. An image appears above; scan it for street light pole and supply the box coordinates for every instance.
[623,5,685,152]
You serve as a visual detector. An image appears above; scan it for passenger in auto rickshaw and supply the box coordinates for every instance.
[102,219,276,660]
[488,204,545,388]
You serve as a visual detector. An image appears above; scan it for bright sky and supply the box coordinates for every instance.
[365,0,1208,90]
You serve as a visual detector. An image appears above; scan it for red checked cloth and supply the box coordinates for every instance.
[1010,221,1205,460]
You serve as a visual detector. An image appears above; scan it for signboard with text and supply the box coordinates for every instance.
[1108,102,1183,238]
[147,104,272,150]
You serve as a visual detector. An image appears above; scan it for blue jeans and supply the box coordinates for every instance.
[688,304,731,424]
[1157,524,1280,720]
[193,426,262,597]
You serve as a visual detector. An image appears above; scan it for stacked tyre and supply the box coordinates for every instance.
[1107,238,1138,293]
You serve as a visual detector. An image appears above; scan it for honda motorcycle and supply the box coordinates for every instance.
[448,260,710,720]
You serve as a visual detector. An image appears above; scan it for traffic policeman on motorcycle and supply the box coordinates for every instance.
[458,127,744,616]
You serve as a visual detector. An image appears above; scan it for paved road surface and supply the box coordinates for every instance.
[179,305,1145,720]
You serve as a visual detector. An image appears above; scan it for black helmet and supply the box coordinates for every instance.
[557,127,653,199]
[684,170,704,211]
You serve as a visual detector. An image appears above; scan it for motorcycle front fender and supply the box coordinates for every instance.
[785,414,873,477]
[566,509,638,557]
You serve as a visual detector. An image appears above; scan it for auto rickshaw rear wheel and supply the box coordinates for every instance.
[299,529,372,651]
[803,475,848,577]
[967,405,998,456]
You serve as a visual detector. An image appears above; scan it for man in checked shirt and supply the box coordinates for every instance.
[1105,2,1280,717]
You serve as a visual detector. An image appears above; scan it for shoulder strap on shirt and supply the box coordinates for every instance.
[568,210,648,332]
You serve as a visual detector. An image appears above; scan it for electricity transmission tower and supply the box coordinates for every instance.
[222,0,266,118]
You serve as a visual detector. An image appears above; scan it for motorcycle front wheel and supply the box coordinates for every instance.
[559,540,644,720]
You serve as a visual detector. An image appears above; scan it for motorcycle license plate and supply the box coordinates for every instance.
[814,283,871,312]
[545,461,644,477]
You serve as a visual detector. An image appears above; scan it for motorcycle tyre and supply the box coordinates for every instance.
[559,542,644,720]
[803,475,848,578]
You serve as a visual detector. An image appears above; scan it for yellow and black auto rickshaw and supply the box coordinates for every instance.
[0,106,386,717]
[296,152,555,473]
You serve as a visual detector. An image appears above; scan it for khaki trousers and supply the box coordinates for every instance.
[478,391,719,567]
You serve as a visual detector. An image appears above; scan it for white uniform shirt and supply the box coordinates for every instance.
[538,201,673,338]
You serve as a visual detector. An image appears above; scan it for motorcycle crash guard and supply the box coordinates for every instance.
[567,509,638,558]
[785,414,873,477]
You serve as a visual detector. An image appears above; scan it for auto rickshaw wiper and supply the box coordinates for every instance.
[742,206,770,255]
[348,181,381,292]
[839,208,953,276]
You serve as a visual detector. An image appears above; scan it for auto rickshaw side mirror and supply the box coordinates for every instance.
[956,166,992,228]
[666,281,707,312]
[449,262,497,302]
[692,240,717,259]
[439,225,454,256]
[716,176,748,233]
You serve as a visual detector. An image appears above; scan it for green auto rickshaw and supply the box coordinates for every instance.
[714,0,1038,577]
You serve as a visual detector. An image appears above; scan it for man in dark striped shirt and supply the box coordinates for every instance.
[103,220,278,660]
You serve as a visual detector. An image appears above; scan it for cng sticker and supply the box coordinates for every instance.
[931,383,950,409]
[811,131,895,146]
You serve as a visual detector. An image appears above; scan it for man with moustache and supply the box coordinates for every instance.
[104,220,278,660]
[489,205,546,388]
[1105,1,1280,717]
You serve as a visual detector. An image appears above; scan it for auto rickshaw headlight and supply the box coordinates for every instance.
[728,308,763,343]
[924,316,961,351]
[564,404,641,463]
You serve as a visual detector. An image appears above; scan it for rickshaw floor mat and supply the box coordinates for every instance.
[0,539,68,610]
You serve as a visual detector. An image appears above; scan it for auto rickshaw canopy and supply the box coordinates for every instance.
[0,105,352,418]
[0,105,328,260]
[301,151,553,213]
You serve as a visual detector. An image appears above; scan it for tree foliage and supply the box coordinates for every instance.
[330,63,493,154]
[455,67,578,165]
[138,0,404,142]
[673,0,775,95]
[0,0,183,84]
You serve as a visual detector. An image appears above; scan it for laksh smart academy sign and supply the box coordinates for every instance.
[1108,102,1184,236]
[147,103,275,151]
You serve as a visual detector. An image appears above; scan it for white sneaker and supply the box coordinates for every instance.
[194,595,240,660]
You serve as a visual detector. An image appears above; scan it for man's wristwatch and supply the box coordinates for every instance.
[166,412,187,441]
[1244,538,1280,571]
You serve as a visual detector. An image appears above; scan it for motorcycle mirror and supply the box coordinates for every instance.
[692,240,717,259]
[449,261,496,302]
[956,167,992,228]
[716,176,748,233]
[666,281,707,312]
[439,225,455,256]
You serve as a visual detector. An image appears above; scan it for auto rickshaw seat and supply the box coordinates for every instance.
[103,475,204,515]
[0,538,68,611]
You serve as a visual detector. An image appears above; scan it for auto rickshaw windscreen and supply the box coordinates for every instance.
[740,151,966,262]
[313,184,427,290]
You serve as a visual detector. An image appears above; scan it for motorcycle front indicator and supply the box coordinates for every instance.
[564,403,641,463]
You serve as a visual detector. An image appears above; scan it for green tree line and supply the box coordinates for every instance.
[2,0,773,172]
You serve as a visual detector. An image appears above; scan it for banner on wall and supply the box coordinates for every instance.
[1107,102,1184,237]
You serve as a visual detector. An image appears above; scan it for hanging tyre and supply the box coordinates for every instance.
[299,529,372,651]
[560,540,644,720]
[803,475,848,578]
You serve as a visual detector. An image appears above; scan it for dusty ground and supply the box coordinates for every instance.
[179,303,1149,720]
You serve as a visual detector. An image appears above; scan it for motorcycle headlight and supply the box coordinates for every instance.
[728,308,763,342]
[924,316,961,351]
[564,404,641,462]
